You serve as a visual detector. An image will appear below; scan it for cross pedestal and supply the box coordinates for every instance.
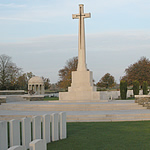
[59,4,100,101]
[59,70,100,101]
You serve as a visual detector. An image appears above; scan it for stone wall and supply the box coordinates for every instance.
[0,90,25,95]
[100,90,144,100]
[22,95,44,101]
[0,97,6,104]
[135,95,150,108]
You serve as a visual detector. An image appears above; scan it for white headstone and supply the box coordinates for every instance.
[59,112,67,139]
[42,114,51,143]
[29,139,46,150]
[32,116,41,140]
[22,117,31,149]
[51,113,59,141]
[0,121,8,150]
[7,145,26,150]
[9,119,20,147]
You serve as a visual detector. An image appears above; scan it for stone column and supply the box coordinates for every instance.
[41,85,45,95]
[28,85,30,94]
[34,85,36,94]
[38,85,40,95]
[31,84,34,91]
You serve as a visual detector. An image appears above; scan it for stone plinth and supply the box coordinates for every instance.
[59,70,100,101]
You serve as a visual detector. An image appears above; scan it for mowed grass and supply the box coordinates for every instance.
[43,97,59,101]
[48,121,150,150]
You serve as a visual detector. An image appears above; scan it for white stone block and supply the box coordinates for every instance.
[29,139,46,150]
[59,70,100,101]
[9,119,20,147]
[42,114,51,143]
[51,113,59,141]
[7,145,26,150]
[21,117,31,149]
[32,116,41,140]
[59,112,67,139]
[0,121,8,150]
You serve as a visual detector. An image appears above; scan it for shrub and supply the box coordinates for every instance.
[120,80,127,99]
[133,80,139,95]
[143,81,148,95]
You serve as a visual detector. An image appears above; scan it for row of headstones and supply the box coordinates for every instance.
[0,112,66,150]
[8,139,46,150]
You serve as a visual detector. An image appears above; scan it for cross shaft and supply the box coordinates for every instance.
[72,4,91,71]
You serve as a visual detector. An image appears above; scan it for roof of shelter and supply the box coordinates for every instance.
[28,76,44,84]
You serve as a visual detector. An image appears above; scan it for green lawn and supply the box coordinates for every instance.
[48,121,150,150]
[43,97,59,101]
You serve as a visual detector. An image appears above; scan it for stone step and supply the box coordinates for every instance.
[67,114,150,122]
[0,100,148,122]
[0,107,145,111]
[1,113,150,122]
[0,102,144,107]
[59,100,108,103]
[0,104,145,111]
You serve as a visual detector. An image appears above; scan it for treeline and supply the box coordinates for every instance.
[0,54,50,91]
[1,54,150,93]
[119,57,150,99]
[58,56,150,92]
[120,80,149,99]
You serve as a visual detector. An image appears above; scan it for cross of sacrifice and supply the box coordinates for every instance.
[72,4,91,71]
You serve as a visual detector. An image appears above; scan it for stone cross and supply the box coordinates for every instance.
[72,4,91,71]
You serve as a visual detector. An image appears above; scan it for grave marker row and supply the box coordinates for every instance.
[7,139,46,150]
[0,112,66,150]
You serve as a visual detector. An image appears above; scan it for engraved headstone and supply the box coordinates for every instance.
[59,112,67,139]
[29,139,46,150]
[42,114,51,143]
[32,116,41,140]
[22,117,31,149]
[9,119,20,147]
[7,145,26,150]
[0,121,8,150]
[51,113,59,141]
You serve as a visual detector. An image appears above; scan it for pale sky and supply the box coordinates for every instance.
[0,0,150,84]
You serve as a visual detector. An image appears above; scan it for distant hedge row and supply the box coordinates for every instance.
[120,80,148,99]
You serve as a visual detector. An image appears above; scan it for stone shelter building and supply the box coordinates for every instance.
[28,76,45,95]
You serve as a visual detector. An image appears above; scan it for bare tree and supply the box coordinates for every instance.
[0,54,21,90]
